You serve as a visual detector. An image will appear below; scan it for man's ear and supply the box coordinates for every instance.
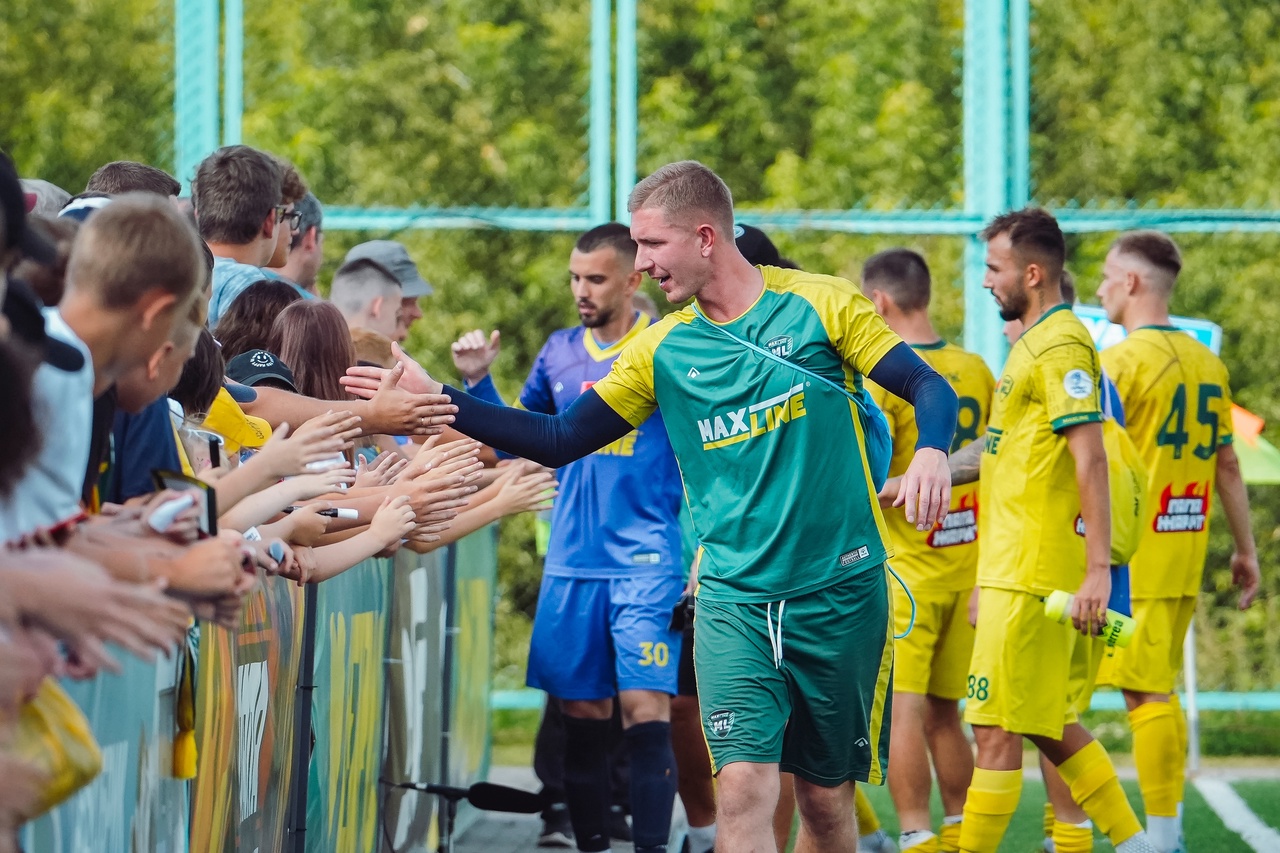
[369,295,384,318]
[261,209,277,241]
[147,342,176,382]
[137,290,180,333]
[625,270,643,296]
[304,226,320,251]
[1126,269,1143,296]
[696,224,717,257]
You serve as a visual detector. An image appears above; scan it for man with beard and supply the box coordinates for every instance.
[452,222,684,853]
[945,209,1155,853]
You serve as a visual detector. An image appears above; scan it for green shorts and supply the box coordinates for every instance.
[694,565,894,786]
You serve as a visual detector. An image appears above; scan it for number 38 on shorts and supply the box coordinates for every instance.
[967,674,990,701]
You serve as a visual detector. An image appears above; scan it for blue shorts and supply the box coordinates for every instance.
[527,574,684,700]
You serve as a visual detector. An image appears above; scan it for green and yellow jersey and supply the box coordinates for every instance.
[979,305,1103,596]
[1100,327,1234,598]
[868,341,994,593]
[592,266,903,603]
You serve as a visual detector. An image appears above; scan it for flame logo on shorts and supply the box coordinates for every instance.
[1153,482,1210,533]
[927,493,978,548]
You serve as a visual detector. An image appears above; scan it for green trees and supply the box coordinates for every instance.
[3,0,1277,688]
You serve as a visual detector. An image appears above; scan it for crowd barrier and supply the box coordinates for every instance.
[21,526,500,853]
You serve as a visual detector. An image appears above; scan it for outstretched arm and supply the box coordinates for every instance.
[447,387,634,468]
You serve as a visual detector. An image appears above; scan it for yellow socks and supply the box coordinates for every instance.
[959,768,1022,852]
[1043,802,1056,840]
[1052,819,1095,853]
[1130,700,1182,817]
[938,818,962,852]
[1057,740,1143,846]
[854,785,881,834]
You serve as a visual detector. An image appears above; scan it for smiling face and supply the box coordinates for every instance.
[569,246,635,329]
[983,231,1031,323]
[629,205,712,303]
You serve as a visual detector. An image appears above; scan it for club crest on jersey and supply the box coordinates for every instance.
[927,493,977,547]
[708,709,736,738]
[765,334,794,358]
[1153,482,1209,532]
[695,383,806,450]
[1063,369,1093,400]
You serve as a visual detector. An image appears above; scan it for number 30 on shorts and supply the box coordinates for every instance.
[638,642,670,667]
[967,674,990,701]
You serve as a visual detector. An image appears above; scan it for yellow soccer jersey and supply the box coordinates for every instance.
[979,305,1103,596]
[1100,327,1234,598]
[868,341,995,592]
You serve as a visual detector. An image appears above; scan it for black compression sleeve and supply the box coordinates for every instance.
[866,342,959,452]
[446,385,636,467]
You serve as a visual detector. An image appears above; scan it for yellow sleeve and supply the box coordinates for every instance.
[1038,342,1103,431]
[591,320,668,428]
[789,275,903,376]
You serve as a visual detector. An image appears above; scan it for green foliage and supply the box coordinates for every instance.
[3,0,1279,689]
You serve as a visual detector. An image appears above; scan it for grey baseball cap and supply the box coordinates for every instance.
[339,240,432,297]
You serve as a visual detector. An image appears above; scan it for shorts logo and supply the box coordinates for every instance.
[1063,369,1093,400]
[839,545,870,567]
[855,737,869,748]
[708,709,736,738]
[688,367,700,379]
[765,335,794,358]
[1153,482,1209,532]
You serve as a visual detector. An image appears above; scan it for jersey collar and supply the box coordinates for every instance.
[585,311,650,361]
[1028,302,1072,330]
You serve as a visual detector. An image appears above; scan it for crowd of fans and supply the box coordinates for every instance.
[0,145,557,846]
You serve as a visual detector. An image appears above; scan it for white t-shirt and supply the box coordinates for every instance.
[0,309,95,542]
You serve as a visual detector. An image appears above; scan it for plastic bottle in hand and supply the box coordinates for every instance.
[1044,591,1137,648]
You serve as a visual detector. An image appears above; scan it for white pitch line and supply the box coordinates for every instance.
[1193,778,1280,852]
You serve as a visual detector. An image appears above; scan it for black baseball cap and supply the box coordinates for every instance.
[226,349,298,392]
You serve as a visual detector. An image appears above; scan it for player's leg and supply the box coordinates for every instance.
[921,589,978,853]
[890,692,936,850]
[694,595,792,850]
[529,576,617,853]
[672,624,717,853]
[533,697,575,848]
[773,772,796,852]
[1040,754,1092,853]
[779,567,894,853]
[1113,597,1195,853]
[793,779,858,853]
[1032,725,1152,853]
[854,785,898,853]
[612,574,685,853]
[961,588,1076,852]
[924,695,971,853]
[718,761,784,851]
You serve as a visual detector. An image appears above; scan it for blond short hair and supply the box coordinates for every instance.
[627,161,734,233]
[66,193,206,310]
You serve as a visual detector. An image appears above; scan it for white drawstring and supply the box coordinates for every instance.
[766,600,787,668]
